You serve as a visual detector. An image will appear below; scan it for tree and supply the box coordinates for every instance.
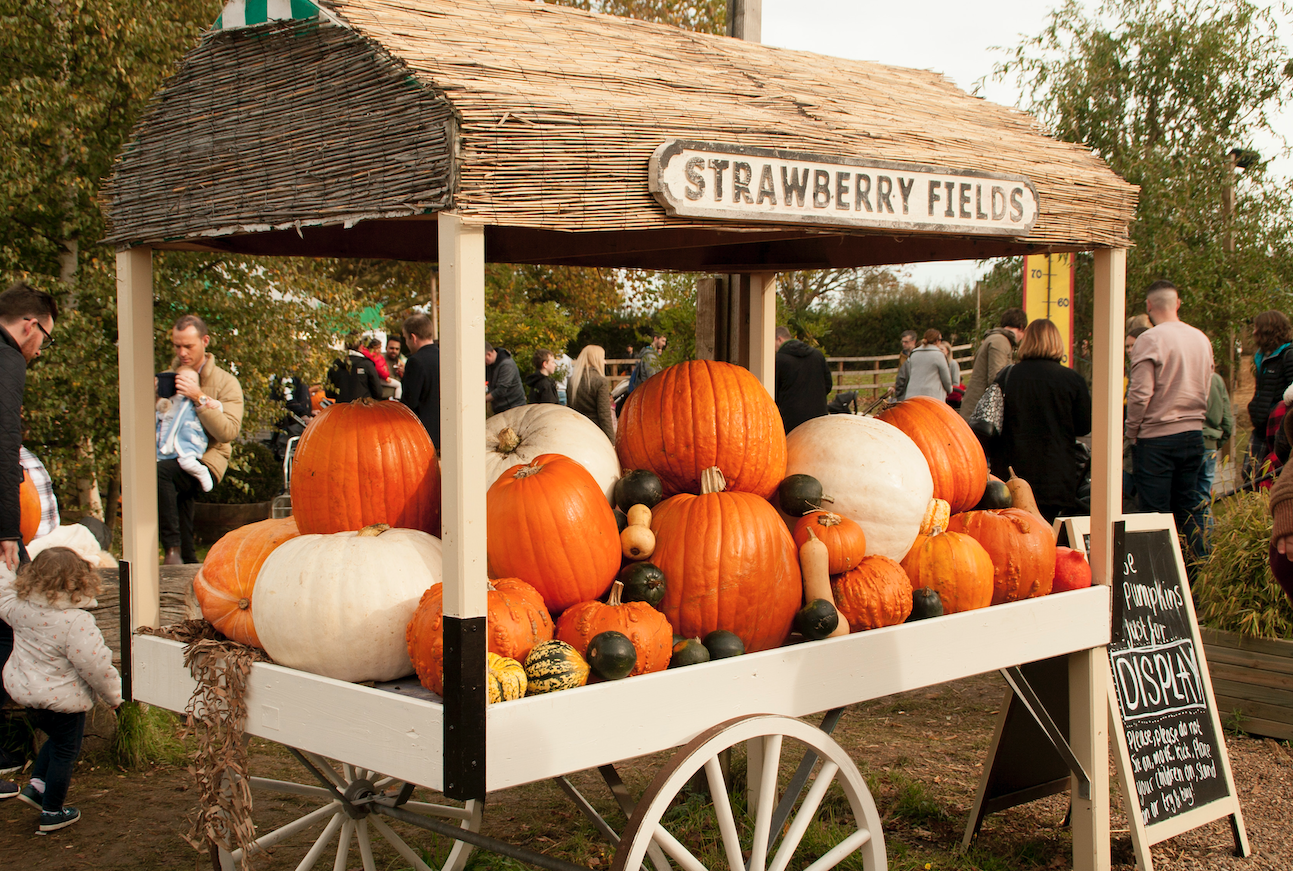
[555,0,726,34]
[998,0,1293,372]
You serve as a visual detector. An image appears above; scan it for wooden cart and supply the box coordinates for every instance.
[105,2,1138,869]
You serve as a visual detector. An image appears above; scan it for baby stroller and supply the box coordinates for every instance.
[828,390,859,415]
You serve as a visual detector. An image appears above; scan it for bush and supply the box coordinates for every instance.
[1192,491,1293,640]
[197,441,283,504]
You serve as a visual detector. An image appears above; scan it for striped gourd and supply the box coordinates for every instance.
[523,640,590,695]
[487,653,527,703]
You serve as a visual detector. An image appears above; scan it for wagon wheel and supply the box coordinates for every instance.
[213,749,482,871]
[612,714,885,871]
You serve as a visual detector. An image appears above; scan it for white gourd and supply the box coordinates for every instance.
[484,404,621,504]
[784,415,933,562]
[254,525,443,682]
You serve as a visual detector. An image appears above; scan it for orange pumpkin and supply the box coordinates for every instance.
[486,453,621,613]
[947,509,1056,604]
[831,556,913,630]
[194,516,300,647]
[19,470,39,545]
[877,396,987,513]
[793,511,867,574]
[291,398,441,536]
[555,581,672,676]
[406,577,555,696]
[616,360,786,499]
[650,467,801,652]
[899,527,994,613]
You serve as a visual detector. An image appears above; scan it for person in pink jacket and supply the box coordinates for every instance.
[0,547,122,832]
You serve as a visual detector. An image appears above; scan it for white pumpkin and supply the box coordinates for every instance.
[254,525,443,682]
[485,403,620,503]
[784,415,933,561]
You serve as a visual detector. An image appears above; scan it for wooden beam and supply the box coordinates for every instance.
[1090,248,1126,587]
[1071,647,1111,871]
[748,272,777,395]
[115,247,159,630]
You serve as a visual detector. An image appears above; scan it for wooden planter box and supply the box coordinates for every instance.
[1201,627,1293,741]
[193,500,273,545]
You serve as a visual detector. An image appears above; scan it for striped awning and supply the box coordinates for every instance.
[214,0,323,31]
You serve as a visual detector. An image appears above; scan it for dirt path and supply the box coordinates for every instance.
[4,671,1291,871]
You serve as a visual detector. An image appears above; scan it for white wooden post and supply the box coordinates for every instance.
[1069,246,1124,871]
[748,272,777,397]
[438,212,488,621]
[116,246,159,630]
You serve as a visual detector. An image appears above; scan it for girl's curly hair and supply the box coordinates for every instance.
[14,547,102,602]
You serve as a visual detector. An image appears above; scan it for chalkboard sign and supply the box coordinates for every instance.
[1108,516,1248,868]
[1111,527,1227,823]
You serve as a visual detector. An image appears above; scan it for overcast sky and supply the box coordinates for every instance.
[760,0,1293,288]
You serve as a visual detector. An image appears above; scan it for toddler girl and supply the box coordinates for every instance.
[0,547,122,832]
[157,364,215,491]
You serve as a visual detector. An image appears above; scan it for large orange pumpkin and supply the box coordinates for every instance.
[406,577,555,696]
[876,396,987,513]
[650,467,801,652]
[19,470,39,544]
[486,453,621,613]
[555,581,673,676]
[291,398,441,536]
[947,509,1056,604]
[616,360,786,499]
[899,527,994,613]
[193,516,300,647]
[831,556,913,630]
[793,511,867,574]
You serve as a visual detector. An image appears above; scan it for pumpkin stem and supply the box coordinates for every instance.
[495,427,521,454]
[816,512,842,528]
[237,597,250,610]
[513,463,544,479]
[607,580,624,607]
[357,523,392,537]
[806,527,819,541]
[700,466,727,495]
[820,493,835,505]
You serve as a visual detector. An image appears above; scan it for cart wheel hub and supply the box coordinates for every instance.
[341,778,377,819]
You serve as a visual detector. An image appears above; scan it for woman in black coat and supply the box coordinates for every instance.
[992,319,1092,522]
[1247,310,1293,474]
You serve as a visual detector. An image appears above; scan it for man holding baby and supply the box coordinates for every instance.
[158,314,243,565]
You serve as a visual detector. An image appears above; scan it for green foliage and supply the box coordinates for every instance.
[1000,0,1293,358]
[106,701,187,769]
[1192,491,1293,639]
[198,441,283,505]
[822,284,1006,358]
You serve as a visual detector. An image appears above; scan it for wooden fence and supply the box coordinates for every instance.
[605,344,974,401]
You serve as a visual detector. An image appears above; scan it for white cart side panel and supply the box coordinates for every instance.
[133,635,446,790]
[135,586,1109,795]
[486,586,1111,791]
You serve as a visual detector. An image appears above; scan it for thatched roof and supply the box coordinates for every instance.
[103,0,1137,270]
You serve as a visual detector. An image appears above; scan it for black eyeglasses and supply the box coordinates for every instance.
[24,318,53,349]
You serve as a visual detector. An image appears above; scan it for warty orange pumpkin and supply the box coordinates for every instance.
[555,581,672,676]
[407,577,555,697]
[947,508,1056,604]
[291,398,441,536]
[616,360,786,499]
[876,396,987,513]
[486,453,621,613]
[650,467,801,652]
[193,516,300,647]
[831,556,913,631]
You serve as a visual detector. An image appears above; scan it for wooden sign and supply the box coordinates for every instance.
[1109,515,1248,869]
[1055,515,1091,559]
[650,140,1039,235]
[1022,253,1075,366]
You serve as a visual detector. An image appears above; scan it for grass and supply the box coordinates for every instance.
[104,701,189,769]
[1193,489,1293,639]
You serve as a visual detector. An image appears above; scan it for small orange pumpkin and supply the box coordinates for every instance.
[193,516,301,647]
[899,526,994,614]
[947,509,1056,604]
[18,470,39,544]
[406,577,556,697]
[831,556,913,631]
[793,511,867,574]
[555,581,673,676]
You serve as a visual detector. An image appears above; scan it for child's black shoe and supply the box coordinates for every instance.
[17,783,43,810]
[37,807,80,833]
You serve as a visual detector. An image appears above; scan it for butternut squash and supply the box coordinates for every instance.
[799,528,849,637]
[620,524,656,560]
[626,503,652,528]
[1006,467,1048,527]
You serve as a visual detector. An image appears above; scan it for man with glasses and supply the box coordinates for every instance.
[158,314,244,565]
[0,281,57,793]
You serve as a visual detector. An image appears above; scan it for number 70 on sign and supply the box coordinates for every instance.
[1022,253,1076,367]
